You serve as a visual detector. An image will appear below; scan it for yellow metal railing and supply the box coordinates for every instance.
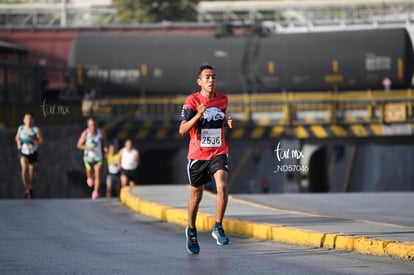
[83,89,414,125]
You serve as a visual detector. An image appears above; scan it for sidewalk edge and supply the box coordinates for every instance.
[119,186,414,262]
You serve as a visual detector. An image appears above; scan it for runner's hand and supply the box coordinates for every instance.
[227,117,233,128]
[197,104,206,117]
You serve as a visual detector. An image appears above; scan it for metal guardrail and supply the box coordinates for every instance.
[83,89,414,126]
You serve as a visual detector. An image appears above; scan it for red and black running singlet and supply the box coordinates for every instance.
[180,91,229,160]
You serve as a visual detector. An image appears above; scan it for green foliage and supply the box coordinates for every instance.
[113,0,199,23]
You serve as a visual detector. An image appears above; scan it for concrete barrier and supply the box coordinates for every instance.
[120,186,414,261]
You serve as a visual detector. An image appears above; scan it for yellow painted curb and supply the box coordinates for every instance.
[119,187,414,261]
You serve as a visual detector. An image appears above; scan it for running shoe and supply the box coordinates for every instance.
[92,190,99,200]
[185,226,200,254]
[87,178,94,187]
[212,224,230,245]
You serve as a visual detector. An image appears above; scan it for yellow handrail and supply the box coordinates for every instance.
[83,89,414,125]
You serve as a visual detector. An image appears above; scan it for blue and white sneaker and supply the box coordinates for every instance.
[185,226,200,254]
[212,224,230,245]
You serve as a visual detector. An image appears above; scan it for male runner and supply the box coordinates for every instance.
[179,64,233,254]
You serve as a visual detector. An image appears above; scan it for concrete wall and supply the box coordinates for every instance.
[348,144,414,192]
[308,144,414,192]
[226,142,414,194]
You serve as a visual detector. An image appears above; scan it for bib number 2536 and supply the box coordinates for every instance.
[201,129,222,147]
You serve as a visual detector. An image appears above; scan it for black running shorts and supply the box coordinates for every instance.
[121,168,138,184]
[19,150,38,164]
[187,154,228,187]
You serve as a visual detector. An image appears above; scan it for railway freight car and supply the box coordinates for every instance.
[68,28,413,97]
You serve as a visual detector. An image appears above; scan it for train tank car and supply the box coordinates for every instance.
[67,28,413,97]
[257,28,413,92]
[68,32,248,96]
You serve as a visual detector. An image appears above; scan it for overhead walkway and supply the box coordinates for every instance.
[197,0,414,31]
[84,89,414,142]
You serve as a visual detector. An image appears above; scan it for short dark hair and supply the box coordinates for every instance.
[198,64,215,76]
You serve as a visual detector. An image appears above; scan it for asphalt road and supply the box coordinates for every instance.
[0,199,412,275]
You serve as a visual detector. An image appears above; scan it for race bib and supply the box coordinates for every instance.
[21,144,35,155]
[108,164,119,174]
[200,129,222,147]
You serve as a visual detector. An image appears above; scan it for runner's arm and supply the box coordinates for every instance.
[101,131,108,154]
[117,149,123,169]
[15,127,21,148]
[178,104,205,136]
[76,130,88,151]
[34,127,44,147]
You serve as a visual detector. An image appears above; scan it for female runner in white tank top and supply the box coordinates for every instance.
[118,139,140,187]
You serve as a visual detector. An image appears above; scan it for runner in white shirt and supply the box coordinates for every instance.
[118,139,140,187]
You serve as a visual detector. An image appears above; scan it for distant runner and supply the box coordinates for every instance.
[15,113,43,198]
[77,117,106,199]
[118,139,140,188]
